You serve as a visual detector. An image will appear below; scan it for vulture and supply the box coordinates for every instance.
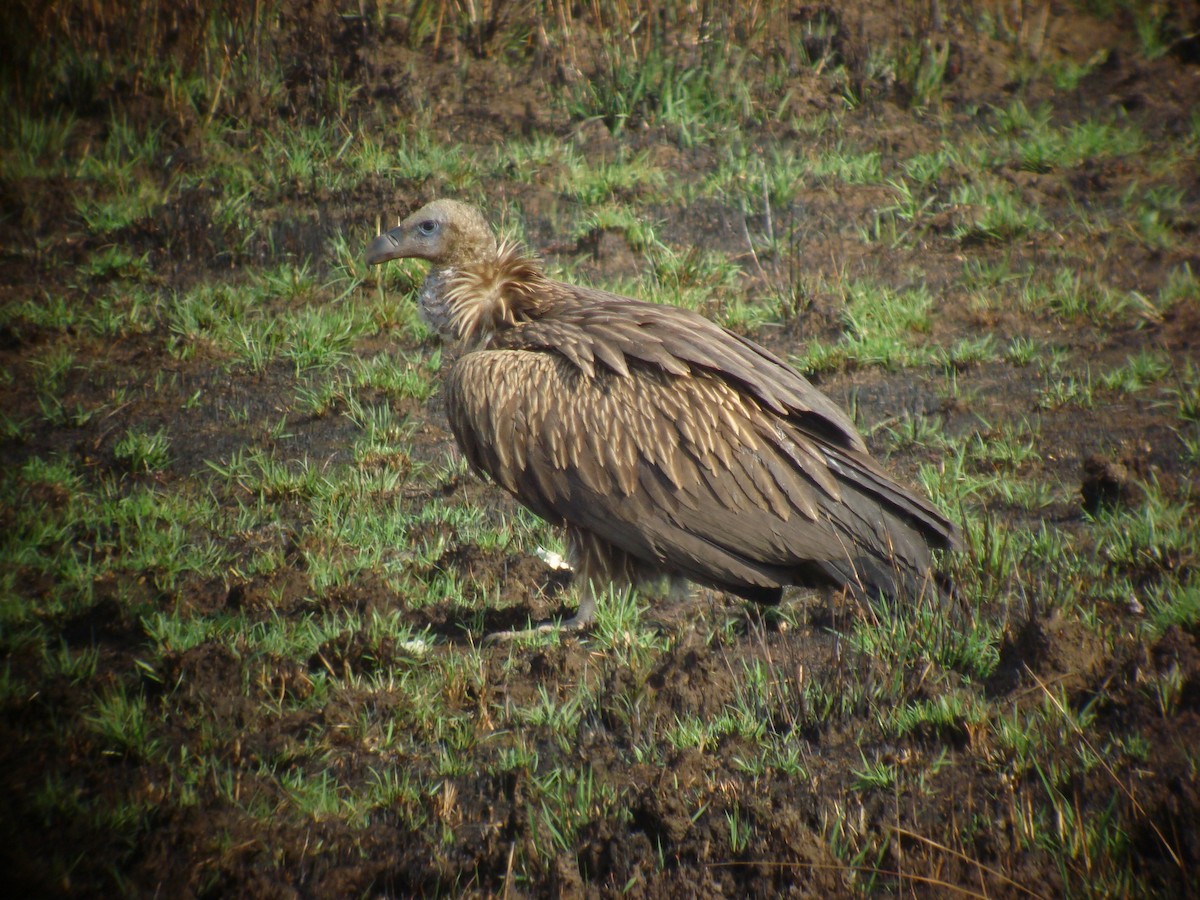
[367,199,961,638]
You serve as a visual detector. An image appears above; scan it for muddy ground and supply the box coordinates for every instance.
[2,1,1200,897]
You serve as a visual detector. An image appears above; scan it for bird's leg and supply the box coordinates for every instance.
[557,581,597,631]
[483,579,598,643]
[823,586,842,664]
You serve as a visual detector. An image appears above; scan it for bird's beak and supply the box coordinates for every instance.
[365,226,407,266]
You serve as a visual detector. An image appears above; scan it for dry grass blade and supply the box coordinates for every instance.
[888,825,1051,899]
[1027,667,1183,871]
[706,859,1005,898]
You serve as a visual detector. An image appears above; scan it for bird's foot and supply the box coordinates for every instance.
[483,614,591,644]
[483,599,595,644]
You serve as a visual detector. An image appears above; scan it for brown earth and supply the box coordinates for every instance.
[2,1,1200,897]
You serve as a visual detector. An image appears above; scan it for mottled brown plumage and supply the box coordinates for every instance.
[367,199,961,636]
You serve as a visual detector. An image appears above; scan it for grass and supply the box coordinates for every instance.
[950,178,1049,242]
[570,203,661,252]
[562,43,750,146]
[1,0,1198,896]
[795,278,936,373]
[559,148,666,205]
[113,426,171,473]
[994,103,1148,172]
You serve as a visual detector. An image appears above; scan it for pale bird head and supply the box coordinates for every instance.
[366,199,497,268]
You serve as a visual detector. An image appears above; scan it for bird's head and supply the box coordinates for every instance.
[366,199,498,268]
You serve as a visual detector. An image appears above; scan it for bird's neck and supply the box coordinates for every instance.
[423,244,549,346]
[418,266,460,340]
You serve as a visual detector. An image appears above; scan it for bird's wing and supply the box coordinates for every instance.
[491,283,870,453]
[445,348,937,594]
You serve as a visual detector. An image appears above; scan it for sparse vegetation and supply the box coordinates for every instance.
[1,0,1197,897]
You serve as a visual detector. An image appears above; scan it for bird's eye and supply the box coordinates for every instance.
[417,220,438,236]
